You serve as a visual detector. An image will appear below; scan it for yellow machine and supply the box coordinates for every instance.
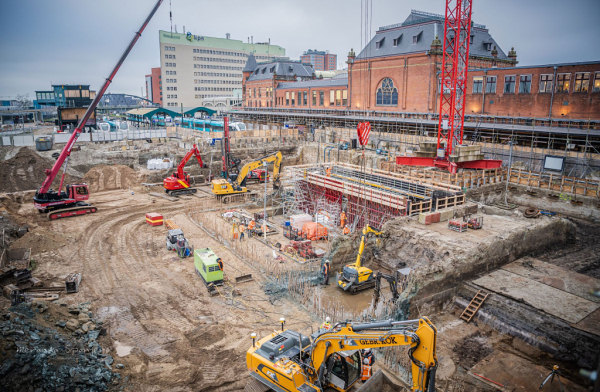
[337,225,383,293]
[211,151,282,197]
[246,317,437,392]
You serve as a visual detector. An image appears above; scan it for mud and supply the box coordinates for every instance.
[83,165,140,192]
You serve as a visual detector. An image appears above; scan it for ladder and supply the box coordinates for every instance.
[460,290,489,323]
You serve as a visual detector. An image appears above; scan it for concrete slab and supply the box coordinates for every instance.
[574,307,600,336]
[502,258,600,303]
[473,269,599,324]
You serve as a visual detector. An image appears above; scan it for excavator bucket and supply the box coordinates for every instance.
[235,274,254,283]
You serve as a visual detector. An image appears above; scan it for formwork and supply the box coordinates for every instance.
[283,163,464,230]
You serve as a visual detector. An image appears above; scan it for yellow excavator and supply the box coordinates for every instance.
[337,225,383,293]
[246,317,437,392]
[211,151,282,197]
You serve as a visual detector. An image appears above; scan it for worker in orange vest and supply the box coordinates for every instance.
[340,210,347,228]
[232,222,238,240]
[248,219,256,238]
[326,167,332,177]
[239,224,246,241]
[361,349,375,382]
[343,225,350,235]
[217,257,223,271]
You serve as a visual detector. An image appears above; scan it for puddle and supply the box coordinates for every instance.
[114,341,133,357]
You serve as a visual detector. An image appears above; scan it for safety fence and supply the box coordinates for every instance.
[508,169,600,199]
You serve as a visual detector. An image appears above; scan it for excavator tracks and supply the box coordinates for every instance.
[47,205,98,220]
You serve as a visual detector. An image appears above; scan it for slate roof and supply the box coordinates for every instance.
[277,73,348,89]
[246,60,315,82]
[357,10,509,61]
[243,53,257,72]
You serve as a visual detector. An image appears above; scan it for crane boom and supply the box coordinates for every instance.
[37,0,163,195]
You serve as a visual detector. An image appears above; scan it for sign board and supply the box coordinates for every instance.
[357,122,371,146]
[543,155,565,172]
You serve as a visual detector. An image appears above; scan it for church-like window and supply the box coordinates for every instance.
[376,78,398,106]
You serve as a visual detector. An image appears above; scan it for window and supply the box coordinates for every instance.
[342,90,348,106]
[329,90,335,105]
[413,32,422,44]
[285,92,289,105]
[519,75,531,94]
[291,92,295,106]
[472,77,483,94]
[485,76,497,93]
[335,90,341,106]
[319,91,324,106]
[312,91,317,106]
[594,72,600,93]
[303,91,307,106]
[376,78,398,106]
[375,38,384,49]
[393,34,403,46]
[556,73,570,93]
[574,72,590,93]
[539,74,553,93]
[504,75,516,94]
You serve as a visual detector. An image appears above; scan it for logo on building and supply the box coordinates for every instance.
[186,32,204,42]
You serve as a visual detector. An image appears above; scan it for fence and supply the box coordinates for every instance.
[508,169,600,198]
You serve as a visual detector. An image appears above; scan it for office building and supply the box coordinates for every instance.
[300,50,337,71]
[157,30,285,108]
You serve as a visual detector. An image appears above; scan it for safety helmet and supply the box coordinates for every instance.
[325,317,331,323]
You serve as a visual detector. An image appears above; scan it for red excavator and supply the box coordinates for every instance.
[33,0,163,220]
[163,144,206,196]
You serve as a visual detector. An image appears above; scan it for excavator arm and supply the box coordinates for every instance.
[234,151,282,187]
[176,144,204,179]
[355,225,384,268]
[373,272,400,306]
[309,317,437,392]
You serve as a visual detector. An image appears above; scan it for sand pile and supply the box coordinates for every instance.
[0,148,80,192]
[83,165,139,192]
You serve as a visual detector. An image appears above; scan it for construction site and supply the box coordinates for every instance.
[1,0,599,392]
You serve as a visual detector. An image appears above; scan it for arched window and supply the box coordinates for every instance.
[376,78,398,106]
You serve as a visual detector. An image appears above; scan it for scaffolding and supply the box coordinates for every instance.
[282,163,464,230]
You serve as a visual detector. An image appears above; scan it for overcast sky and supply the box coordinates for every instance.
[0,0,598,99]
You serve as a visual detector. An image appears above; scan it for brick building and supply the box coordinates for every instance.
[466,62,600,119]
[242,54,315,108]
[300,50,337,71]
[145,67,162,105]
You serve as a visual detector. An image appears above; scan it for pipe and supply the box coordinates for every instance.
[548,66,558,119]
[481,69,488,114]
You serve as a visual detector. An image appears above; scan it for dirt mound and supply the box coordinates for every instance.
[84,165,139,192]
[11,227,68,255]
[0,147,79,192]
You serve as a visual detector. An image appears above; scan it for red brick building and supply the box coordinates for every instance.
[145,67,162,105]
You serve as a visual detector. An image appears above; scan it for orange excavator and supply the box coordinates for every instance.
[163,144,206,196]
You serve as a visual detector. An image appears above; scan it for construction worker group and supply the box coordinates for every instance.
[231,218,259,241]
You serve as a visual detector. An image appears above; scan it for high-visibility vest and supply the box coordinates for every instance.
[361,364,372,381]
[239,225,245,233]
[217,258,223,271]
[343,226,350,235]
[320,321,331,330]
[248,221,256,230]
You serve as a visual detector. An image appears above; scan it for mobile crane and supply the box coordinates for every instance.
[163,144,206,196]
[246,317,437,392]
[337,225,384,293]
[211,151,282,197]
[32,0,163,220]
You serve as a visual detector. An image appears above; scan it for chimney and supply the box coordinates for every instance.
[491,45,498,58]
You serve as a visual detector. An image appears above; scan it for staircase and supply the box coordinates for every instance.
[460,289,490,323]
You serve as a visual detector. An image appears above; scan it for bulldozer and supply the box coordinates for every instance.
[337,225,384,294]
[211,151,282,198]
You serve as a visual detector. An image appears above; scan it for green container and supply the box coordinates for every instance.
[194,248,223,285]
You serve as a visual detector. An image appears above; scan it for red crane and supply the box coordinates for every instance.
[395,0,502,173]
[33,0,163,219]
[163,144,206,196]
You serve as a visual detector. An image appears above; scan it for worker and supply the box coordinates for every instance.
[340,210,347,228]
[232,222,238,241]
[343,225,350,235]
[320,316,332,330]
[248,219,256,238]
[322,260,330,285]
[361,349,375,382]
[217,257,223,271]
[239,224,246,241]
[326,167,332,177]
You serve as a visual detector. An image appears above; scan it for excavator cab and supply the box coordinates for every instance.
[66,184,89,202]
[326,351,361,391]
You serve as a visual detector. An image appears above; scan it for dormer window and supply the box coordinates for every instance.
[375,37,385,49]
[288,66,293,72]
[261,68,266,74]
[412,31,422,44]
[254,69,259,74]
[393,34,403,46]
[270,66,275,72]
[483,42,492,51]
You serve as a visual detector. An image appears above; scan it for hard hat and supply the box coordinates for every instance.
[364,348,371,354]
[325,317,331,323]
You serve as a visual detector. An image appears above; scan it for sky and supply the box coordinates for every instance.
[0,0,598,99]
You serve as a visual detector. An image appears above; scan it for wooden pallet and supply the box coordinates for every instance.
[460,290,490,322]
[164,219,179,230]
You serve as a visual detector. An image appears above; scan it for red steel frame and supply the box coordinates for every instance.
[437,0,472,160]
